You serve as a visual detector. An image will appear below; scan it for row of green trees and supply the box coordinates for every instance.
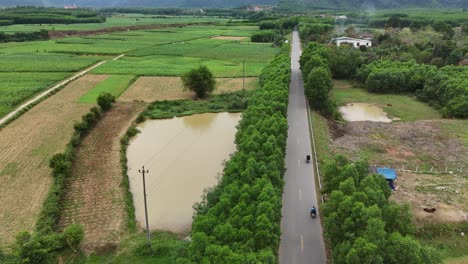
[7,93,116,263]
[0,7,105,25]
[0,30,49,43]
[300,42,339,119]
[176,47,291,263]
[321,155,442,263]
[356,60,468,118]
[253,17,299,45]
[298,22,334,43]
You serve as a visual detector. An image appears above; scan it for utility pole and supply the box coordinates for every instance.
[242,60,245,90]
[139,166,151,247]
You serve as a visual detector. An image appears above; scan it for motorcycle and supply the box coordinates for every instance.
[306,155,311,164]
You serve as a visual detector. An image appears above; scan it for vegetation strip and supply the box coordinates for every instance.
[174,45,290,262]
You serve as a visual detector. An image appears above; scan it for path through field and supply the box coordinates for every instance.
[58,102,146,251]
[0,74,108,244]
[0,53,127,127]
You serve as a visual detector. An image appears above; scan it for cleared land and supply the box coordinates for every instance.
[58,102,146,251]
[119,76,258,102]
[78,75,135,103]
[0,74,107,244]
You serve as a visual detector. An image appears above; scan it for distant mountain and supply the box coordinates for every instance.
[0,0,466,9]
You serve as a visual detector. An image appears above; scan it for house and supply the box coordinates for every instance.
[335,15,348,20]
[64,3,77,9]
[331,37,372,48]
[376,167,397,189]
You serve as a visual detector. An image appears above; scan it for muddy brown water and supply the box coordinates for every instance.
[127,112,241,234]
[339,103,393,122]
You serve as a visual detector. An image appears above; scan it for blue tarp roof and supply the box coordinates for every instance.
[377,168,397,180]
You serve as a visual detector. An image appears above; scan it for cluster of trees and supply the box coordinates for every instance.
[252,17,298,45]
[0,29,49,43]
[321,155,441,263]
[176,47,290,263]
[369,14,466,30]
[300,42,339,118]
[0,7,105,25]
[7,93,116,263]
[356,60,468,118]
[298,22,334,43]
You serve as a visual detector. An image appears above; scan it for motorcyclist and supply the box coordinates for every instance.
[310,206,317,217]
[306,154,311,163]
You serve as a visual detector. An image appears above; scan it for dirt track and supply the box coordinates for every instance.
[58,102,146,251]
[0,74,107,244]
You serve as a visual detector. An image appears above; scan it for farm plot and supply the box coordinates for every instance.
[0,53,103,118]
[92,55,268,77]
[119,76,258,102]
[0,74,108,244]
[58,102,146,250]
[78,75,136,103]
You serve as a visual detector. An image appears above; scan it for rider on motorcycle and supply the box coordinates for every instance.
[306,154,311,163]
[310,206,317,217]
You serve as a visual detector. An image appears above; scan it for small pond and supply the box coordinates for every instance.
[339,103,394,122]
[127,112,241,233]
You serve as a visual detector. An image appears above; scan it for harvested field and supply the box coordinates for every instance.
[0,74,107,244]
[211,36,247,41]
[118,76,258,102]
[331,120,467,168]
[58,102,146,251]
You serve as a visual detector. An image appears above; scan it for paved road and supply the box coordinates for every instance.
[279,29,326,264]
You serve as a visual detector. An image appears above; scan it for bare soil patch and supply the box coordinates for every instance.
[211,36,248,41]
[391,172,467,224]
[0,74,108,244]
[329,119,468,224]
[119,76,258,102]
[58,102,146,252]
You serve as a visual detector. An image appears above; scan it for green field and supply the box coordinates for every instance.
[0,14,234,33]
[332,81,442,122]
[0,22,278,118]
[78,75,136,103]
[0,72,71,117]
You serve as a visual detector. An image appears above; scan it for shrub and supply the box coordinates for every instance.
[97,92,116,111]
[181,66,216,99]
[62,223,84,252]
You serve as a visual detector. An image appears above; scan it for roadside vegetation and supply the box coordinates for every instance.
[322,156,441,263]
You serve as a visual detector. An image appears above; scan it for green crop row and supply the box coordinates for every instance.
[78,75,136,103]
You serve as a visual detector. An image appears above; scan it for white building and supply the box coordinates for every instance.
[331,37,372,48]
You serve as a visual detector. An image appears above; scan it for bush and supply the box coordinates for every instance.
[181,66,216,99]
[13,231,63,264]
[97,92,116,111]
[62,223,84,252]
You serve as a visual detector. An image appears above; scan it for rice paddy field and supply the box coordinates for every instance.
[0,14,234,33]
[0,22,279,118]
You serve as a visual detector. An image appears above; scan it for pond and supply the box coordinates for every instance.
[339,103,394,122]
[127,112,241,234]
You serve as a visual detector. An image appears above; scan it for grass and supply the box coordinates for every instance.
[415,222,468,260]
[68,231,185,264]
[438,120,468,147]
[310,111,333,164]
[78,75,136,103]
[142,90,251,119]
[332,81,442,122]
